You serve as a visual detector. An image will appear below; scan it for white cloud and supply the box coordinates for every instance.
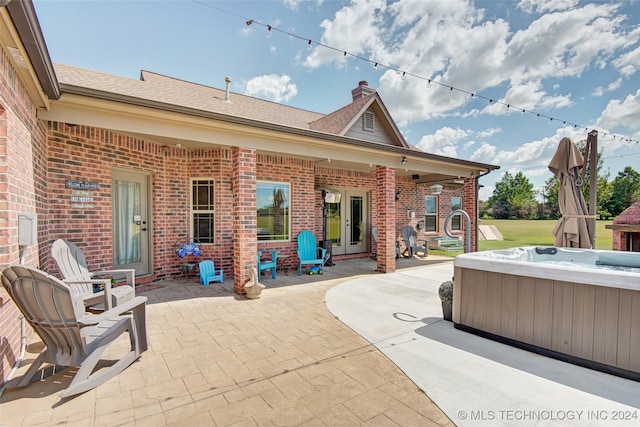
[597,89,640,131]
[282,0,324,10]
[517,0,579,14]
[244,74,298,103]
[469,142,497,162]
[477,127,501,138]
[415,126,470,157]
[302,0,630,125]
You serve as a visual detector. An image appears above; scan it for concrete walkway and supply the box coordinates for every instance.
[326,262,640,426]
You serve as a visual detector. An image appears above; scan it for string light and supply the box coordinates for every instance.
[233,14,639,144]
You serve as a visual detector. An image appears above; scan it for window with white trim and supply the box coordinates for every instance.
[257,181,290,241]
[192,179,215,243]
[425,195,438,232]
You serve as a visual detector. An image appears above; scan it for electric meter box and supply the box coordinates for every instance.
[18,212,37,246]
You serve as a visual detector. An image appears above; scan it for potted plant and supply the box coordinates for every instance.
[438,280,453,321]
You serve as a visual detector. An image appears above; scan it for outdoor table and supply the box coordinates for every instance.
[276,254,291,276]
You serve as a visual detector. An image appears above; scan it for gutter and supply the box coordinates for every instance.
[58,82,499,173]
[6,0,60,99]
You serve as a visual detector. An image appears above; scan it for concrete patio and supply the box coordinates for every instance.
[0,256,453,426]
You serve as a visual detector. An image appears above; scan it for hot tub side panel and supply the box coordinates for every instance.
[453,266,640,380]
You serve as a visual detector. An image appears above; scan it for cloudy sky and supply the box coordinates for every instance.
[34,0,640,200]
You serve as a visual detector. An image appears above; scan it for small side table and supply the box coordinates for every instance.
[276,254,291,276]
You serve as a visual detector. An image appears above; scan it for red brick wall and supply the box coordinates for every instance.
[0,46,48,385]
[395,177,476,252]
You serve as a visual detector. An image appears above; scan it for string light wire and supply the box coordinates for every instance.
[195,1,639,145]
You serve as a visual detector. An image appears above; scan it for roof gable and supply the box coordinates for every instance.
[310,92,410,149]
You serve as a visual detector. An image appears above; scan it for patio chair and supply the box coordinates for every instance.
[297,230,326,276]
[1,265,148,398]
[51,239,135,310]
[199,260,224,285]
[257,250,277,279]
[401,226,428,258]
[371,226,401,260]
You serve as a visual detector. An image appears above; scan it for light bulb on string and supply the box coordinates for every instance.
[232,18,640,144]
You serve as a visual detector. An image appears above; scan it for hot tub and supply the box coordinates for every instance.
[453,246,640,381]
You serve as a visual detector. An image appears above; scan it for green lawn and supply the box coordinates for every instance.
[478,219,613,251]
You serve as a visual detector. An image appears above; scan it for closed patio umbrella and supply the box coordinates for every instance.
[548,137,593,248]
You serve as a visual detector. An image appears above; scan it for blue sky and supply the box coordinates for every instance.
[33,0,640,200]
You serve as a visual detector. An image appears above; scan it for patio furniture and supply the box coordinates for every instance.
[276,254,291,276]
[400,226,428,258]
[371,226,400,259]
[1,265,148,398]
[198,260,224,285]
[51,239,135,310]
[297,230,327,276]
[257,250,277,279]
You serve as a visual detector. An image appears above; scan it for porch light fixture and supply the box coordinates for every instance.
[430,184,443,195]
[401,156,407,165]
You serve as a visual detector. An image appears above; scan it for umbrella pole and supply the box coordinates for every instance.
[588,130,598,247]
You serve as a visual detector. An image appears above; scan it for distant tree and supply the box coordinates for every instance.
[604,166,640,217]
[542,176,560,219]
[487,171,537,219]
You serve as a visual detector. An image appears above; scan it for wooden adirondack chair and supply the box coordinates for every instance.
[1,265,148,398]
[401,226,428,257]
[257,250,277,279]
[297,230,326,276]
[51,239,135,310]
[198,260,224,285]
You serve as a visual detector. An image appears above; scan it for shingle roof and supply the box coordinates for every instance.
[613,200,640,225]
[55,64,325,130]
[309,95,373,134]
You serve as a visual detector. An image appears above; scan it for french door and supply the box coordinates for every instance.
[326,189,369,255]
[112,169,152,276]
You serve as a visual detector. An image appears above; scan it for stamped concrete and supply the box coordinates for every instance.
[0,257,452,426]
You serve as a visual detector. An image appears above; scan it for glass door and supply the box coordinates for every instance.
[112,169,151,276]
[346,191,367,254]
[325,189,368,255]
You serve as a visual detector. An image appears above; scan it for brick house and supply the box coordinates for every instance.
[0,1,499,385]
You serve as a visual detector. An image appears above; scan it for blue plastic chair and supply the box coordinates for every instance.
[257,250,277,279]
[198,260,224,286]
[297,230,327,276]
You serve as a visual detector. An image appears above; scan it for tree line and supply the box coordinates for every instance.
[481,142,640,220]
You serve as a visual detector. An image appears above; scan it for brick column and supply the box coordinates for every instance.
[232,147,257,294]
[376,166,396,273]
[463,177,477,252]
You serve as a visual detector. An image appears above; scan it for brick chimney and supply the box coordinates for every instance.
[351,80,376,102]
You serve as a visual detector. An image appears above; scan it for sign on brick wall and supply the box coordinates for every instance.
[66,181,97,208]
